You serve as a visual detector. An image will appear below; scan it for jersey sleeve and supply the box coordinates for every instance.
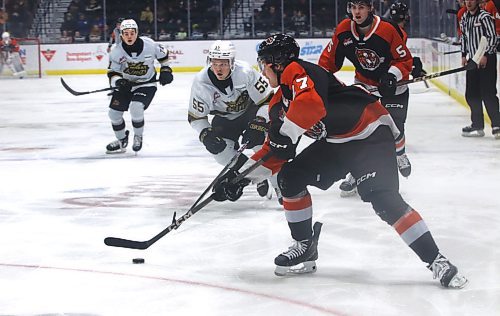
[381,23,413,81]
[187,78,211,134]
[107,50,123,85]
[318,19,349,72]
[155,42,170,66]
[280,62,326,144]
[246,67,273,106]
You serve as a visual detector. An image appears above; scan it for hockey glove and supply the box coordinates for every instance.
[200,127,227,154]
[268,122,296,160]
[378,73,397,97]
[212,170,251,202]
[159,66,173,85]
[115,78,133,93]
[242,116,269,149]
[411,57,427,78]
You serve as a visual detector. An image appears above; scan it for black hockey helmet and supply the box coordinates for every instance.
[117,17,125,24]
[390,2,410,23]
[257,34,300,72]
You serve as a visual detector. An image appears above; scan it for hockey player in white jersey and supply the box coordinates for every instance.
[106,19,173,154]
[188,40,280,201]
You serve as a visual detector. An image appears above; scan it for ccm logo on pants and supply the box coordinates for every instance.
[357,172,377,185]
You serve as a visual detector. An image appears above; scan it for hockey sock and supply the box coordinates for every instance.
[283,192,313,241]
[392,209,439,264]
[395,135,406,155]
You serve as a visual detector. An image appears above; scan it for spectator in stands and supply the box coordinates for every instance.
[139,5,154,31]
[85,0,102,18]
[76,12,91,38]
[61,13,77,36]
[60,30,73,43]
[0,9,8,28]
[73,30,86,43]
[89,24,102,42]
[262,5,281,33]
[291,9,308,34]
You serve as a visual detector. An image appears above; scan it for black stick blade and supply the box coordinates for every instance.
[104,237,150,250]
[60,77,84,96]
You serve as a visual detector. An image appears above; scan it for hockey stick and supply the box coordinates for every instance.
[191,141,248,209]
[368,36,487,93]
[60,77,159,96]
[104,152,272,250]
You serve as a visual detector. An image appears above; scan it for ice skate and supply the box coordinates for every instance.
[274,222,322,276]
[428,253,468,289]
[492,127,500,139]
[132,134,143,152]
[256,179,272,199]
[106,130,129,154]
[339,173,357,197]
[396,153,411,177]
[462,125,485,137]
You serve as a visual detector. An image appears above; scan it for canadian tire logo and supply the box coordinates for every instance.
[42,49,56,62]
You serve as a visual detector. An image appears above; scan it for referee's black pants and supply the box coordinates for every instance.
[465,53,500,129]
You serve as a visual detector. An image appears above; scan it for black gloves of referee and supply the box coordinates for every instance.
[159,66,173,85]
[199,127,227,154]
[378,73,397,97]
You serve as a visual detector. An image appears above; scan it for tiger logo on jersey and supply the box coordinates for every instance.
[355,48,384,70]
[223,91,251,112]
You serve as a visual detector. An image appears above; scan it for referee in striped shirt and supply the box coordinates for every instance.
[460,0,500,138]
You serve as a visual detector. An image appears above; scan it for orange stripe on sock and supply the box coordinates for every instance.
[395,137,405,150]
[283,194,312,211]
[393,210,422,235]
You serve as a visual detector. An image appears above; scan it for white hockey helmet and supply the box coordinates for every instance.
[207,40,236,71]
[2,31,10,41]
[120,19,138,34]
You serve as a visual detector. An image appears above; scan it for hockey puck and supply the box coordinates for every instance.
[132,258,145,264]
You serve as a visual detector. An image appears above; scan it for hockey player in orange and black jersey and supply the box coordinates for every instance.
[389,2,428,82]
[318,0,413,197]
[211,34,467,289]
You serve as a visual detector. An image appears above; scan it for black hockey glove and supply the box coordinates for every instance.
[378,73,397,97]
[212,170,251,202]
[241,116,269,149]
[159,66,173,85]
[268,122,296,160]
[411,57,427,78]
[115,78,133,93]
[199,127,227,154]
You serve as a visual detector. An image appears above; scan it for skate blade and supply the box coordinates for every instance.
[447,273,468,289]
[106,148,127,154]
[340,188,357,198]
[274,260,317,276]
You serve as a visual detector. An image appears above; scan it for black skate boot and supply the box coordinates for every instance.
[339,173,357,197]
[462,125,485,137]
[428,253,468,289]
[132,135,143,152]
[256,179,271,198]
[106,130,129,154]
[396,153,412,178]
[274,222,322,276]
[492,127,500,139]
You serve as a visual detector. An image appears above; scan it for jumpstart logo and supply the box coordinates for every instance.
[42,49,56,62]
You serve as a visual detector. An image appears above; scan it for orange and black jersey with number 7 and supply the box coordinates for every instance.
[251,59,399,175]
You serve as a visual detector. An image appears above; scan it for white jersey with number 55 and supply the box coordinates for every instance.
[188,60,272,134]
